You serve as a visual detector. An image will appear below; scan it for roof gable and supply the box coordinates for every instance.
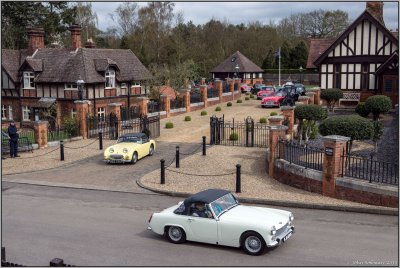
[19,58,43,72]
[306,39,335,69]
[375,52,399,75]
[314,10,399,67]
[211,51,263,73]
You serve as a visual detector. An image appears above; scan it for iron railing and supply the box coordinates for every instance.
[190,92,201,103]
[207,87,219,98]
[170,98,185,109]
[222,83,230,93]
[148,101,161,114]
[278,140,324,171]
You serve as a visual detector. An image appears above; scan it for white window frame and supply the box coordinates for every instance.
[23,71,35,89]
[105,69,116,88]
[97,107,105,122]
[120,83,127,88]
[8,105,13,120]
[65,83,78,90]
[1,105,6,120]
[22,106,30,121]
[71,108,77,118]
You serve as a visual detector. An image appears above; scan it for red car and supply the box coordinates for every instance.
[261,91,286,108]
[240,83,252,93]
[257,86,275,99]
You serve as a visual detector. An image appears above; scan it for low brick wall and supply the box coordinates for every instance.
[190,103,205,112]
[208,99,220,106]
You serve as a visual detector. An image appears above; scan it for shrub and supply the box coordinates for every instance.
[165,122,174,129]
[295,104,328,143]
[250,94,255,99]
[245,97,250,101]
[259,117,267,124]
[301,120,319,140]
[245,92,250,96]
[229,132,239,141]
[227,102,232,107]
[63,116,79,137]
[365,95,392,120]
[320,88,343,111]
[215,106,222,111]
[237,99,243,103]
[200,110,207,116]
[184,116,191,121]
[355,102,370,117]
[319,114,373,152]
[270,112,278,116]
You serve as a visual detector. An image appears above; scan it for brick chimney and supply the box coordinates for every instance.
[69,24,82,49]
[84,38,96,48]
[366,1,385,26]
[27,27,45,54]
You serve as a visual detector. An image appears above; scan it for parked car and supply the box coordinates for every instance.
[104,132,156,164]
[240,83,252,93]
[261,91,287,108]
[148,189,295,256]
[251,83,266,94]
[256,86,275,99]
[294,83,306,96]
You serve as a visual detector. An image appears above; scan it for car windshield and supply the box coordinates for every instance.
[117,136,141,144]
[210,193,239,218]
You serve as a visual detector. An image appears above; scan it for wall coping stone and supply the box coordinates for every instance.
[305,92,315,96]
[295,101,304,106]
[270,125,288,131]
[298,96,310,100]
[269,115,284,121]
[74,100,91,105]
[207,97,220,101]
[322,135,351,143]
[34,120,48,126]
[276,159,323,181]
[190,102,205,107]
[281,106,295,111]
[170,107,187,113]
[307,87,321,92]
[148,111,166,117]
[222,92,232,96]
[108,102,122,107]
[336,177,398,197]
[136,97,149,100]
[200,85,208,89]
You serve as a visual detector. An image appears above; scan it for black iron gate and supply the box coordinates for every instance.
[210,116,269,148]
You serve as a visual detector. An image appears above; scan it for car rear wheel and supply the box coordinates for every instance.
[131,152,138,164]
[242,232,266,256]
[166,226,186,244]
[149,144,154,156]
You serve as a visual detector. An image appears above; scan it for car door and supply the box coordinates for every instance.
[186,216,218,244]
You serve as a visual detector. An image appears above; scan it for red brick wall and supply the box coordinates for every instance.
[274,164,323,194]
[190,105,205,112]
[208,100,220,106]
[335,186,398,208]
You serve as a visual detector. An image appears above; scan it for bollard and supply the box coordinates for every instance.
[176,146,180,168]
[99,132,103,150]
[160,159,165,184]
[202,136,206,156]
[2,247,5,262]
[50,258,64,267]
[60,140,64,161]
[236,164,241,193]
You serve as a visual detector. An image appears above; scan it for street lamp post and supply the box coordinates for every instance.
[299,66,303,84]
[234,64,240,79]
[77,79,85,100]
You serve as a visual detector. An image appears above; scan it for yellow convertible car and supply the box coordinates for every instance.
[104,133,156,164]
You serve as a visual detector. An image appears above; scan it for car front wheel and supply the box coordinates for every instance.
[149,144,154,156]
[131,152,138,164]
[242,232,266,256]
[166,226,186,244]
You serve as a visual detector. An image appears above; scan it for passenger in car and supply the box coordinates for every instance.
[191,202,208,218]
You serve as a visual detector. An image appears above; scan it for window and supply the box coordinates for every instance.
[65,83,78,90]
[71,108,77,118]
[8,105,13,120]
[22,106,30,121]
[121,83,127,88]
[334,64,341,89]
[1,105,6,120]
[23,72,35,88]
[361,64,369,91]
[384,79,393,92]
[105,69,115,88]
[97,107,105,121]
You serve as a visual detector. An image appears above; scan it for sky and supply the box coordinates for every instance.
[91,1,399,32]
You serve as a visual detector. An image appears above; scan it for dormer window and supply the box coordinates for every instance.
[65,83,78,90]
[105,68,115,88]
[23,71,35,89]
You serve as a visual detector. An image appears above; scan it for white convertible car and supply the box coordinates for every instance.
[148,189,295,255]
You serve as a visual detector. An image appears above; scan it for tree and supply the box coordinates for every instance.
[289,41,308,69]
[302,9,349,38]
[75,2,98,44]
[364,95,392,120]
[294,104,328,144]
[320,88,343,112]
[111,2,138,37]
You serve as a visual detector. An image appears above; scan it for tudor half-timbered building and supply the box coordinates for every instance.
[313,2,399,106]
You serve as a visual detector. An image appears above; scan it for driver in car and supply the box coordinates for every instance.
[191,202,211,218]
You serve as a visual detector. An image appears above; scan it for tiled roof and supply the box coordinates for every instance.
[160,86,176,99]
[306,39,334,69]
[2,49,31,82]
[211,51,264,73]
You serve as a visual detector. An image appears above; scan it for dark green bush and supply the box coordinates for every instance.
[200,110,207,116]
[165,122,174,129]
[259,117,267,124]
[250,94,255,99]
[301,120,319,140]
[355,102,370,117]
[229,132,239,141]
[270,112,278,116]
[294,104,328,121]
[365,95,392,120]
[227,102,232,107]
[245,97,250,101]
[245,92,250,96]
[63,116,79,137]
[320,88,343,111]
[237,99,243,103]
[184,116,191,121]
[215,106,222,111]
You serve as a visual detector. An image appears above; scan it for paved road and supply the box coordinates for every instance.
[2,183,398,266]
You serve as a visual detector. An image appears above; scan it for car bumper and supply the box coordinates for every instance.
[267,226,295,247]
[104,158,131,163]
[262,103,278,108]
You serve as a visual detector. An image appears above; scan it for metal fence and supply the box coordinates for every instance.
[170,97,185,109]
[278,140,324,171]
[207,87,219,98]
[148,101,161,113]
[121,106,140,121]
[190,92,201,103]
[210,116,269,148]
[222,82,230,93]
[341,152,398,185]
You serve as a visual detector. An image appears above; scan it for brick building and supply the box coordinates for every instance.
[1,25,152,128]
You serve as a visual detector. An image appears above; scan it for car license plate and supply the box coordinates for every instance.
[268,101,273,105]
[283,232,292,242]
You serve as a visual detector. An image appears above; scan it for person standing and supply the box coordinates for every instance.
[7,121,19,158]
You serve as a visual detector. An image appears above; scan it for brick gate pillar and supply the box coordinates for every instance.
[298,96,310,105]
[200,78,206,85]
[280,106,294,137]
[182,90,191,113]
[160,95,170,117]
[215,79,223,103]
[229,79,235,100]
[322,135,350,197]
[74,100,91,139]
[234,78,241,100]
[305,92,315,105]
[268,125,288,176]
[200,85,208,108]
[308,88,321,105]
[137,97,149,116]
[108,103,122,121]
[34,121,48,148]
[268,115,284,126]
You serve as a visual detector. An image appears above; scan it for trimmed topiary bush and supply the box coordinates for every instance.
[355,102,370,117]
[259,117,267,124]
[250,94,255,99]
[165,122,174,129]
[184,116,191,121]
[215,106,222,111]
[227,102,232,107]
[200,110,207,116]
[365,95,392,120]
[245,97,250,101]
[245,92,250,96]
[270,112,278,116]
[320,88,343,111]
[319,114,374,152]
[237,99,243,103]
[295,104,328,143]
[229,132,239,141]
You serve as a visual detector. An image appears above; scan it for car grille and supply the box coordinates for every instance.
[276,222,289,237]
[110,154,123,159]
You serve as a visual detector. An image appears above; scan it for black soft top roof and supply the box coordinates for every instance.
[184,189,231,206]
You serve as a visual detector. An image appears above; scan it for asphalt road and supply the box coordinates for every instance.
[2,182,398,266]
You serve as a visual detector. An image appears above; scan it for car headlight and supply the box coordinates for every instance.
[109,148,114,153]
[270,225,276,235]
[289,213,294,223]
[123,148,128,153]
